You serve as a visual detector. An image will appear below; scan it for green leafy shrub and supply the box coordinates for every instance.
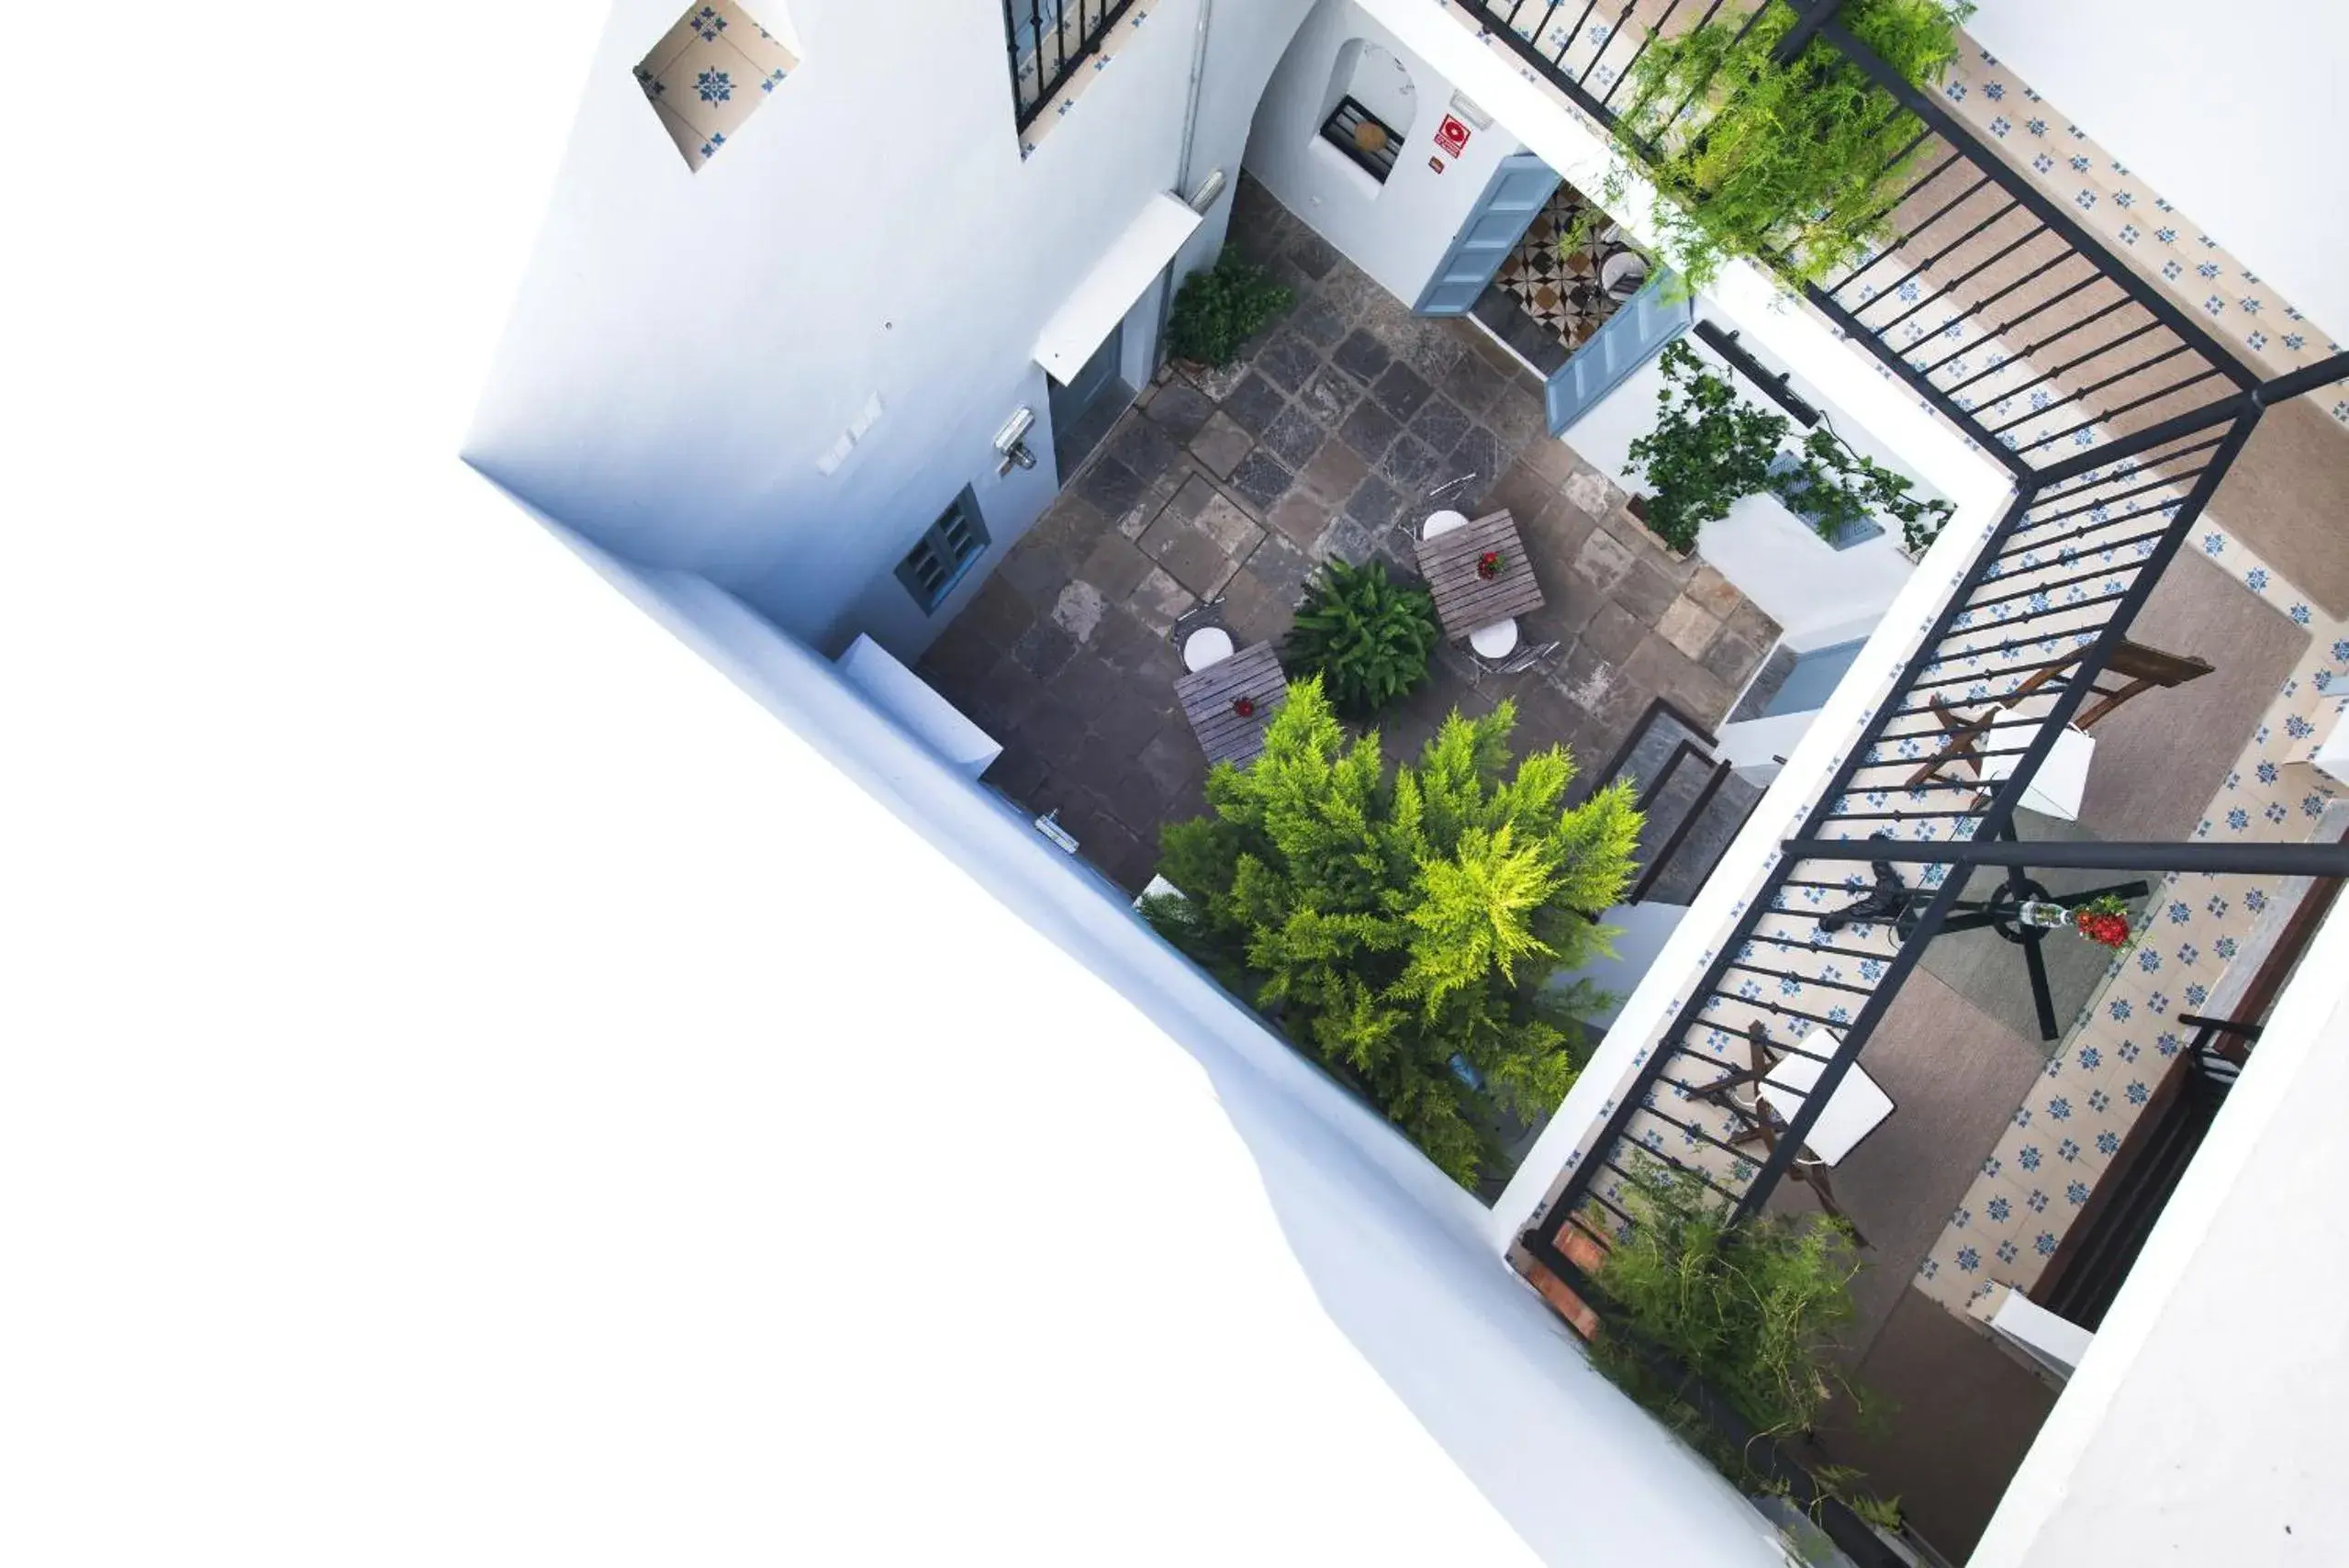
[1626,340,1787,553]
[1589,1159,1865,1478]
[1168,249,1294,368]
[1141,678,1641,1186]
[1283,559,1439,719]
[1609,1,1973,291]
[1769,428,1954,555]
[1627,340,1951,556]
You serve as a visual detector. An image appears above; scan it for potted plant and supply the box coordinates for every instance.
[1588,1159,1905,1550]
[1626,341,1951,559]
[1477,549,1504,580]
[1624,340,1787,555]
[1168,247,1295,372]
[1281,559,1439,719]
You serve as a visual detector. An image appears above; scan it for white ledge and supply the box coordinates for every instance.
[1035,191,1202,386]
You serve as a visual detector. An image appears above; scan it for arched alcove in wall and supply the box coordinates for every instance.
[1316,38,1416,185]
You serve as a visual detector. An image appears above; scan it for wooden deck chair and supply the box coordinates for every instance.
[1907,636,2212,790]
[1691,1024,1870,1247]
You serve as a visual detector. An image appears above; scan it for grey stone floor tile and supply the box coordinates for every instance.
[1332,329,1393,385]
[1227,449,1295,514]
[1221,371,1288,436]
[1369,362,1432,422]
[1337,400,1403,465]
[1260,405,1326,470]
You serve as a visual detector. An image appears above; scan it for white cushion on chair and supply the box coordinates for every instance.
[1423,509,1471,539]
[1760,1040,1896,1167]
[1469,620,1518,659]
[1181,626,1234,672]
[1977,724,2096,821]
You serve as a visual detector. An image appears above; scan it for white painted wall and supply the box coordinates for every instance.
[1974,892,2349,1567]
[520,494,1795,1568]
[466,0,1315,663]
[834,633,1001,778]
[1968,0,2349,346]
[1714,710,1817,784]
[1243,0,1526,308]
[1563,308,1931,641]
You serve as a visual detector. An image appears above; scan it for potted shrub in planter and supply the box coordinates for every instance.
[1625,341,1951,563]
[1168,247,1294,379]
[1623,340,1785,557]
[1281,559,1439,719]
[1590,1159,1906,1549]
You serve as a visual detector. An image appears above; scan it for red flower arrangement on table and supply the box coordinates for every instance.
[1231,696,1256,719]
[1477,549,1504,580]
[2071,893,2135,951]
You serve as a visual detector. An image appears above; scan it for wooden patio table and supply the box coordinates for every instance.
[1173,640,1288,768]
[1412,509,1545,642]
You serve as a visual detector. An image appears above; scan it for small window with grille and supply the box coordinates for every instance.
[896,489,990,613]
[1321,96,1402,184]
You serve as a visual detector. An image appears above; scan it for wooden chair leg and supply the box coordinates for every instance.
[1793,1162,1868,1248]
[1908,694,1992,789]
[2075,677,2150,733]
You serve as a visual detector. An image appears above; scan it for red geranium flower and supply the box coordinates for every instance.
[2071,895,2134,950]
[1477,549,1503,579]
[1232,696,1256,718]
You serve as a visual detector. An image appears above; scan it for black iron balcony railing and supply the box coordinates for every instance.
[1467,0,2349,1276]
[1448,1,2349,1265]
[1001,0,1136,132]
[1523,346,2346,1290]
[1455,0,2258,477]
[1456,2,2348,1550]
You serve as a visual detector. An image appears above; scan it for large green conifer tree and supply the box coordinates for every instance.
[1144,678,1641,1185]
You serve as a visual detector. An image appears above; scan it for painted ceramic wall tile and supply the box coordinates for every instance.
[636,0,796,171]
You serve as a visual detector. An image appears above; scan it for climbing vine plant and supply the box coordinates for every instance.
[1600,0,1974,294]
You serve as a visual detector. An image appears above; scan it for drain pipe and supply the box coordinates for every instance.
[1152,0,1218,369]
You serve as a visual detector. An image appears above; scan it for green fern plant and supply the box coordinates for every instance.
[1282,559,1439,718]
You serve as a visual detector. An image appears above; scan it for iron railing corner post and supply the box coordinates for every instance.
[1770,0,1847,66]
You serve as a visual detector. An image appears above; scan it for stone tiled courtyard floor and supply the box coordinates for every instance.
[919,176,1779,893]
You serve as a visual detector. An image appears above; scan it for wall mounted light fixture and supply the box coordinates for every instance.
[993,407,1038,475]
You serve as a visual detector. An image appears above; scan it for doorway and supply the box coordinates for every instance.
[1049,322,1133,480]
[1416,153,1688,438]
[1475,182,1645,373]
